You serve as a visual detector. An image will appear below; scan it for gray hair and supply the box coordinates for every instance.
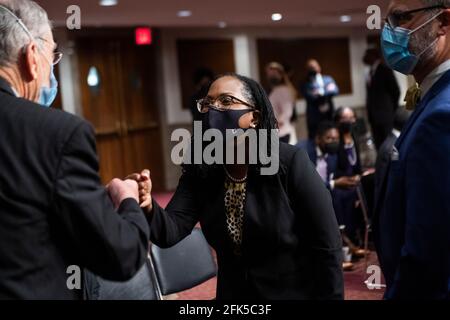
[0,0,51,67]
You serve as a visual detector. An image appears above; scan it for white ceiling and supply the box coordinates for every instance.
[35,0,390,28]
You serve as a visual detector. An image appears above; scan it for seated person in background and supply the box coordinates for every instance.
[333,107,367,258]
[299,121,357,191]
[298,121,359,271]
[334,107,362,178]
[374,107,411,204]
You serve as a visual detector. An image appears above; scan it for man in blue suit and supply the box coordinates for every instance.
[301,59,340,139]
[374,0,450,299]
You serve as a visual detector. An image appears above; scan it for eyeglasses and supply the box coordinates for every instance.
[51,52,63,66]
[197,94,256,113]
[37,37,63,66]
[385,4,446,28]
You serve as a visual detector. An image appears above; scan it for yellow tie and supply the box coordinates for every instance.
[404,83,421,111]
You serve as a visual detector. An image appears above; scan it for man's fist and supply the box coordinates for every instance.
[125,169,153,213]
[107,178,139,209]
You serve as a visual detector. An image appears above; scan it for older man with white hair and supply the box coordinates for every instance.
[374,0,450,300]
[0,0,150,299]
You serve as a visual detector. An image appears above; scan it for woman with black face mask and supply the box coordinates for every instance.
[128,74,344,300]
[334,106,362,177]
[332,106,367,259]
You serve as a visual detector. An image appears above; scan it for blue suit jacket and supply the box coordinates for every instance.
[302,75,340,102]
[374,70,450,300]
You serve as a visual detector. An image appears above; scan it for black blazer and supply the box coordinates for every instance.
[374,132,397,204]
[0,78,149,299]
[366,63,400,126]
[149,143,344,300]
[335,133,362,179]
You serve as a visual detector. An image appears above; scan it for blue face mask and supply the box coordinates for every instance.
[381,12,442,75]
[39,65,58,108]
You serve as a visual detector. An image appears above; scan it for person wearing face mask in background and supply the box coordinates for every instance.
[265,62,298,145]
[298,121,357,192]
[298,121,363,271]
[188,67,215,123]
[374,0,450,300]
[0,0,150,299]
[331,107,369,260]
[363,47,401,150]
[128,74,344,300]
[301,59,340,140]
[333,107,363,178]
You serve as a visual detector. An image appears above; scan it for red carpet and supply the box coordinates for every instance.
[153,193,385,300]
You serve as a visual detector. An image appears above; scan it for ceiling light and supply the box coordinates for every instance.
[340,15,352,23]
[272,13,283,22]
[99,0,118,6]
[177,10,192,17]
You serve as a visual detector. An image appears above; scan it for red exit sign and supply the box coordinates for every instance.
[135,27,152,45]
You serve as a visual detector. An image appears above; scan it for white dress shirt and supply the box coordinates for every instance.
[420,59,450,99]
[315,147,328,183]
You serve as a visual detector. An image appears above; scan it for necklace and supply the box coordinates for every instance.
[223,166,247,183]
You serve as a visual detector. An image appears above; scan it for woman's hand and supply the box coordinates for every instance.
[333,176,359,189]
[125,169,153,214]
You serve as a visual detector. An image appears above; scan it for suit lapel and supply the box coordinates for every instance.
[374,69,450,221]
[394,100,427,150]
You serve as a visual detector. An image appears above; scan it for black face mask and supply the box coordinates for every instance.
[268,77,282,86]
[339,121,354,134]
[323,142,340,155]
[203,108,252,138]
[308,70,318,78]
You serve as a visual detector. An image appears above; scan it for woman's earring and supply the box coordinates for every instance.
[250,111,260,129]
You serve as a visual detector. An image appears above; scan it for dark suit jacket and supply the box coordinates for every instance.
[149,143,344,300]
[374,132,397,205]
[0,78,150,299]
[336,135,362,179]
[298,140,338,190]
[366,63,400,127]
[301,75,339,138]
[374,70,450,300]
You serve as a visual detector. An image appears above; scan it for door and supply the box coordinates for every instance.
[75,29,164,191]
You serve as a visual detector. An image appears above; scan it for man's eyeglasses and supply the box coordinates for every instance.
[197,94,256,113]
[37,37,63,66]
[385,4,447,28]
